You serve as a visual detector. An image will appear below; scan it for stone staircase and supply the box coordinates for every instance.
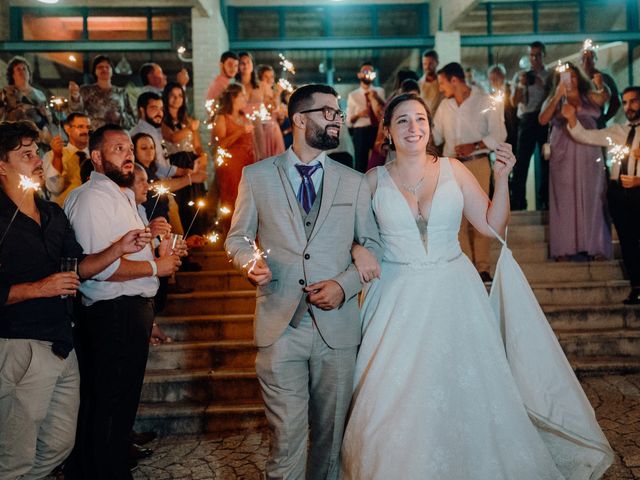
[134,211,640,435]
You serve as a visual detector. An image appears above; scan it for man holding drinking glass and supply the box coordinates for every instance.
[0,120,151,479]
[63,124,185,479]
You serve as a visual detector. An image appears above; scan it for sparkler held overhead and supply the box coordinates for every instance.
[278,54,296,76]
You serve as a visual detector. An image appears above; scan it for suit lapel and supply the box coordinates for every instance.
[309,159,340,243]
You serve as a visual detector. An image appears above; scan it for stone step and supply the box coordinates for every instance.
[570,355,640,377]
[508,210,548,226]
[519,261,623,283]
[146,340,256,370]
[532,280,630,305]
[189,251,232,270]
[155,314,254,342]
[163,290,256,316]
[176,270,252,290]
[141,368,260,404]
[135,401,267,436]
[175,261,625,294]
[544,304,640,331]
[490,241,621,263]
[556,328,640,357]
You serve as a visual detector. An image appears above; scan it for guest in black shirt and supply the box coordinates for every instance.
[0,120,152,479]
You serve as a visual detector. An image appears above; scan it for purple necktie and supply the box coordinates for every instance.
[295,163,322,214]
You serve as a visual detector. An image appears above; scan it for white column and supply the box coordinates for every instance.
[435,31,461,66]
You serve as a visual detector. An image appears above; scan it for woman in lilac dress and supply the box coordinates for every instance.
[539,63,611,261]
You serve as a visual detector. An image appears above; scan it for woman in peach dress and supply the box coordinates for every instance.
[212,83,256,216]
[257,64,286,158]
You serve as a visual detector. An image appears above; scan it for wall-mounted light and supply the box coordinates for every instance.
[37,0,60,4]
[177,46,193,63]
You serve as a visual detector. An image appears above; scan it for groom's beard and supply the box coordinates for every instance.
[305,118,340,150]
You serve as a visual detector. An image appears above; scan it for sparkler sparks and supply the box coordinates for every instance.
[215,146,233,167]
[206,232,220,244]
[606,137,629,167]
[184,200,206,238]
[0,175,42,251]
[556,61,569,73]
[278,79,294,93]
[19,174,41,193]
[218,206,232,217]
[246,103,272,123]
[362,70,377,82]
[481,90,505,113]
[241,236,270,274]
[582,38,598,53]
[279,54,296,75]
[148,183,175,219]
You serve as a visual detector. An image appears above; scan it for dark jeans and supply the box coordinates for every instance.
[352,125,377,173]
[65,296,154,480]
[511,111,549,210]
[608,182,640,286]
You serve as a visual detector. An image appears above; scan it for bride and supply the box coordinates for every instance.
[341,93,612,479]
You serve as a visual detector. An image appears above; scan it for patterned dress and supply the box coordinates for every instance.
[69,84,135,130]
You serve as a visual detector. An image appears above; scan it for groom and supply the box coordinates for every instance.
[226,84,381,479]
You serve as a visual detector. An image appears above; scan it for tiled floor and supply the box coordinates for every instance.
[129,374,640,479]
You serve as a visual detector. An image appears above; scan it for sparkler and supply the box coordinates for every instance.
[215,146,232,167]
[206,232,220,245]
[148,184,175,219]
[279,54,296,76]
[278,79,294,93]
[246,103,272,123]
[606,137,629,167]
[240,236,270,274]
[362,70,377,82]
[0,175,42,251]
[582,38,598,53]
[48,96,68,134]
[218,206,232,217]
[481,90,505,113]
[184,199,206,238]
[556,61,569,73]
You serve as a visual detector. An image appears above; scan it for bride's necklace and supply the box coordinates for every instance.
[401,176,425,197]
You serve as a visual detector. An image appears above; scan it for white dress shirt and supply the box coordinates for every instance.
[64,171,158,306]
[130,119,177,179]
[42,143,88,206]
[347,86,386,128]
[432,86,507,158]
[568,120,639,179]
[285,147,325,197]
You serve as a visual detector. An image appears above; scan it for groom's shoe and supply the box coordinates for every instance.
[479,271,493,284]
[623,288,640,305]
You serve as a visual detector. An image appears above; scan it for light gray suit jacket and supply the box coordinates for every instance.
[225,149,382,348]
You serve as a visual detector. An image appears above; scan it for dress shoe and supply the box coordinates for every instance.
[167,283,194,294]
[623,288,640,305]
[479,271,493,283]
[130,443,154,460]
[132,430,157,445]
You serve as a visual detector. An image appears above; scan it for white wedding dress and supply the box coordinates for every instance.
[340,158,613,479]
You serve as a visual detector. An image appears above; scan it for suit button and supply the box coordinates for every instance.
[304,254,310,260]
[299,279,305,285]
[305,221,311,226]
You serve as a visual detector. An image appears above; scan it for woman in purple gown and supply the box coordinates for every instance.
[539,63,611,261]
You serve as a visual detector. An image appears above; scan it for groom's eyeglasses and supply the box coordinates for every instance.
[299,107,345,122]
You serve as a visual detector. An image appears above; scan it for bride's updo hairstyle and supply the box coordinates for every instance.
[383,93,439,158]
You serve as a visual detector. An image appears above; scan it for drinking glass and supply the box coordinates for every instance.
[60,257,78,299]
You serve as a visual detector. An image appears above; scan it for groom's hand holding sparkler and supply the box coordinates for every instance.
[247,259,272,286]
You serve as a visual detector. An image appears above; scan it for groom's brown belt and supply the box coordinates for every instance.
[458,152,489,163]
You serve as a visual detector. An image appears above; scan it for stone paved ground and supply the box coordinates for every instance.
[129,374,640,479]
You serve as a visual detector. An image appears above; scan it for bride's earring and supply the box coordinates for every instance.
[387,134,393,146]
